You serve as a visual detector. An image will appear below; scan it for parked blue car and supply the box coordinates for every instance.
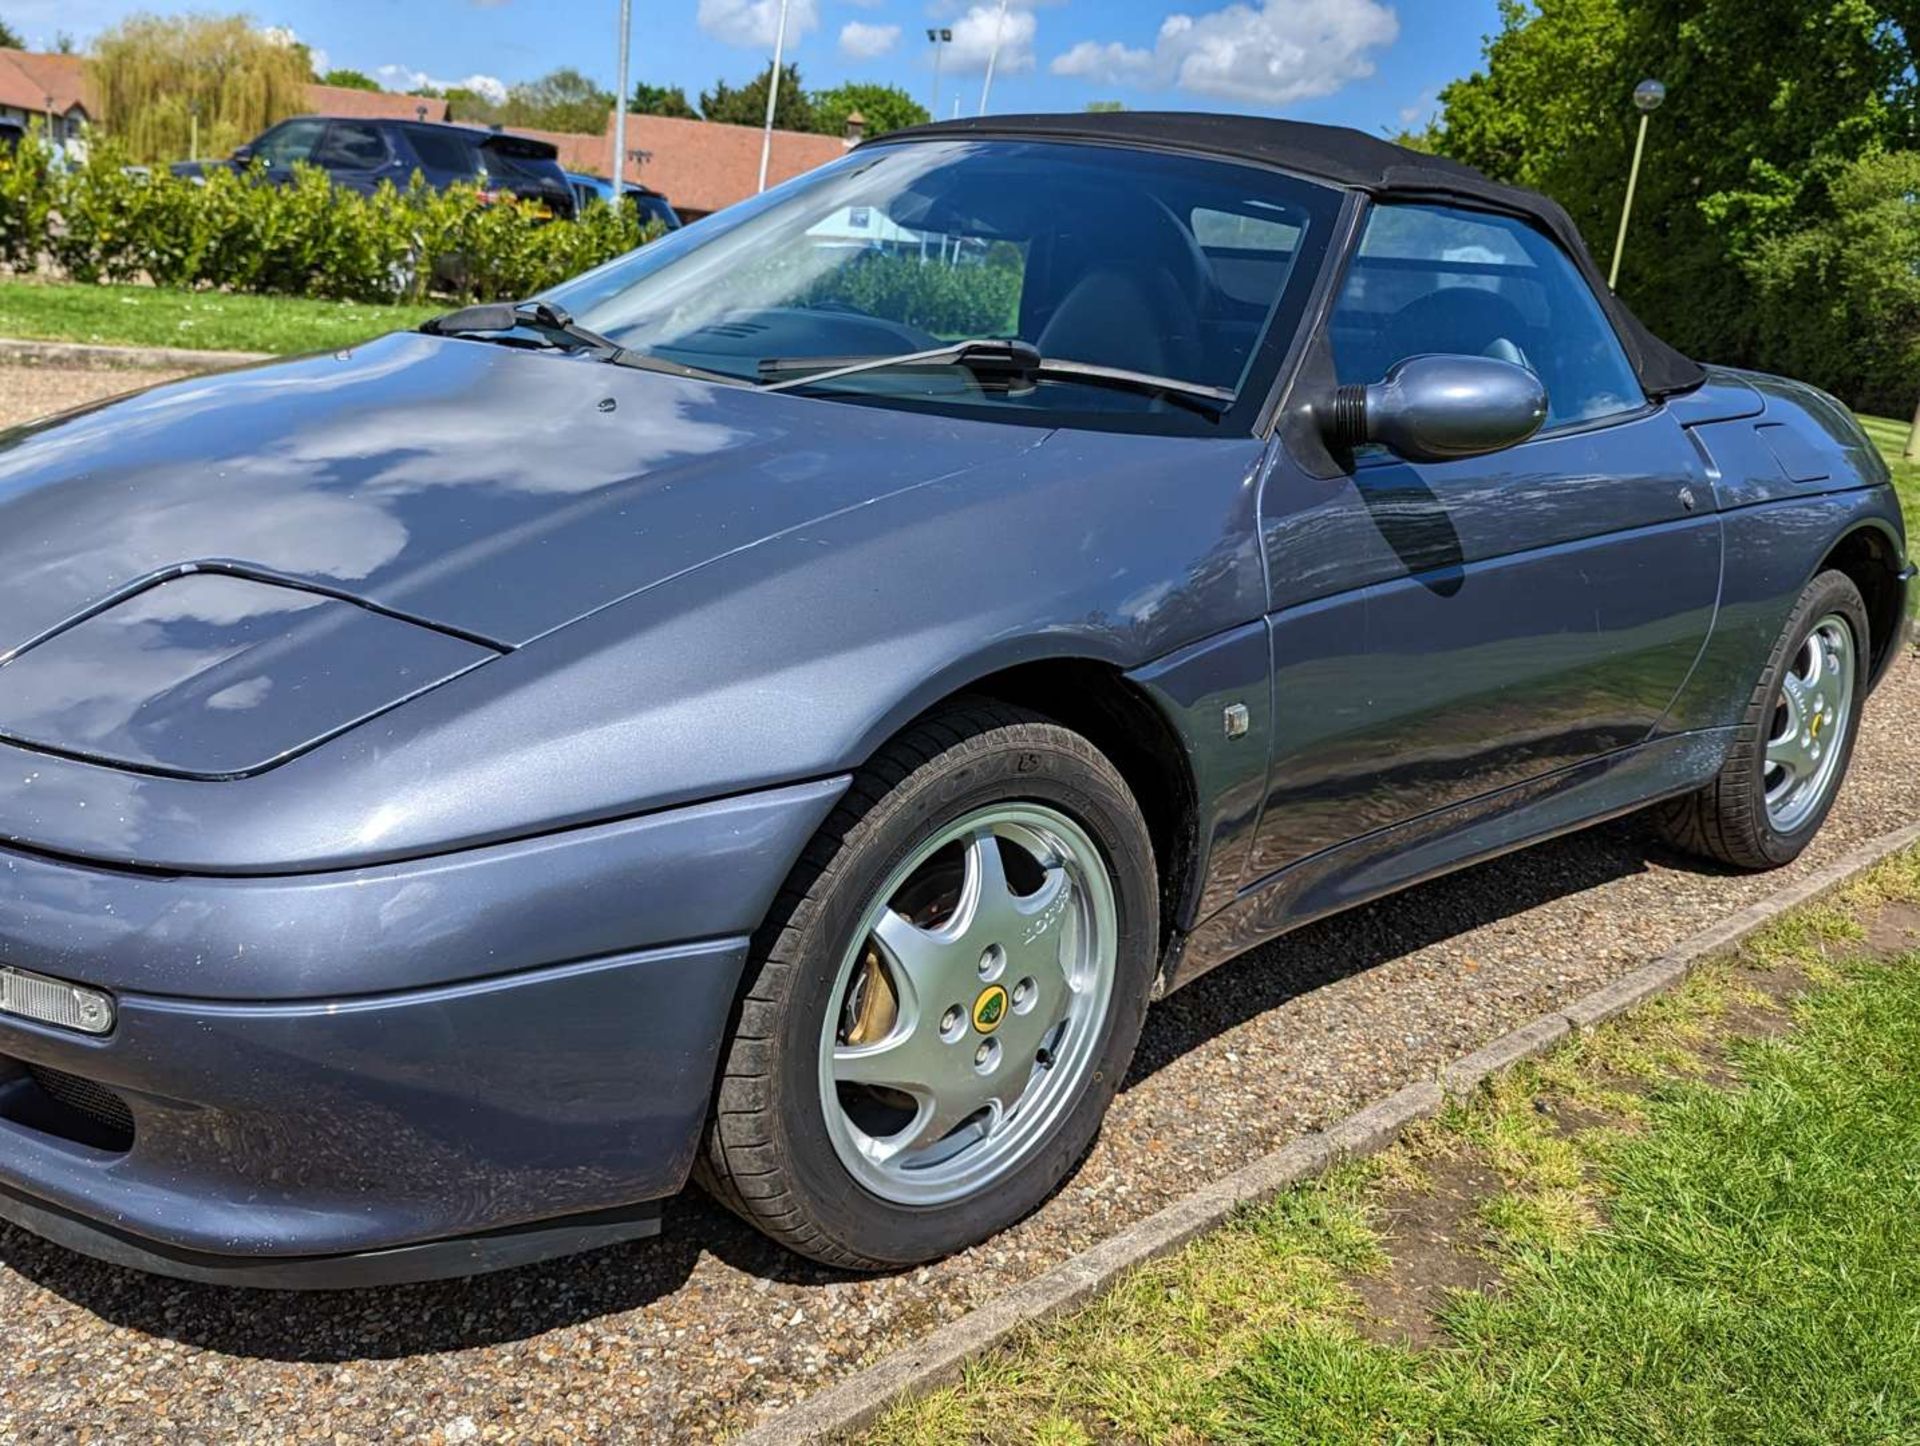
[563,169,683,231]
[0,114,1908,1286]
[171,116,576,218]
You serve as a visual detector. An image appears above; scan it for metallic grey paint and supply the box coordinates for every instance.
[0,145,1907,1283]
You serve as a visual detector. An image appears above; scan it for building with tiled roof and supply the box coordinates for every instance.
[0,54,450,143]
[516,112,851,221]
[0,45,845,223]
[0,48,94,143]
[301,83,451,124]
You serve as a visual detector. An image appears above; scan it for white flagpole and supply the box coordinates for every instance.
[610,0,631,192]
[978,0,1011,115]
[757,0,792,193]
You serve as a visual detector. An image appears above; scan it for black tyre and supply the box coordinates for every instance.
[1657,569,1869,870]
[696,702,1158,1270]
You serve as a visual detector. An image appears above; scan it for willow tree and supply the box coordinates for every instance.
[92,14,311,164]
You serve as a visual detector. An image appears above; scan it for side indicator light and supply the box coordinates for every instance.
[0,966,116,1036]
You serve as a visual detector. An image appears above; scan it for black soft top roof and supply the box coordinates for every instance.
[873,112,1704,399]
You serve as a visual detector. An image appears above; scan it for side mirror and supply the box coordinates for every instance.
[1327,355,1548,464]
[231,144,254,163]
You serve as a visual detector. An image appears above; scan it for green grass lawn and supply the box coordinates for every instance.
[863,852,1920,1446]
[1859,412,1920,527]
[0,280,439,356]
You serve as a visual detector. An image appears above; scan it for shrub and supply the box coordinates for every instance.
[803,251,1023,338]
[0,135,656,307]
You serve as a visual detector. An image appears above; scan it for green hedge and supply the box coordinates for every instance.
[0,135,656,305]
[802,252,1023,339]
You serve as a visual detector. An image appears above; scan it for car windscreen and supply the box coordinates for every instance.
[546,139,1341,432]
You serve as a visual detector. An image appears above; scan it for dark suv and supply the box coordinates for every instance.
[171,117,576,218]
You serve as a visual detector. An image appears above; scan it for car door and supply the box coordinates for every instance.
[1245,200,1721,882]
[312,120,397,196]
[245,119,326,185]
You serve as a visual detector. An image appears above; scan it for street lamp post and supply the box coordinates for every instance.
[1608,78,1666,291]
[757,0,792,193]
[927,28,951,118]
[188,100,201,162]
[611,0,632,193]
[978,0,1011,116]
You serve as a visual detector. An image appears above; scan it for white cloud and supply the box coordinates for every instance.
[943,3,1038,76]
[1398,87,1436,127]
[1052,40,1154,84]
[258,24,328,79]
[840,21,902,59]
[697,0,822,48]
[374,65,508,103]
[1050,0,1399,106]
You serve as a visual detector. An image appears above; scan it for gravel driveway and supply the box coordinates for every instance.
[0,363,192,430]
[0,361,1916,1443]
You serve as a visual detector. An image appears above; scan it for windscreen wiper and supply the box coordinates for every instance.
[422,301,739,383]
[758,339,1236,419]
[423,300,624,355]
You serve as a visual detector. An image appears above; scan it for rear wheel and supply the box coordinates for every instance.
[1657,569,1868,869]
[696,702,1157,1270]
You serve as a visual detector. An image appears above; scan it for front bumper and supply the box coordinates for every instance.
[0,776,846,1284]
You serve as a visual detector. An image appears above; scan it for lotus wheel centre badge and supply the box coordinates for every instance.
[972,984,1009,1034]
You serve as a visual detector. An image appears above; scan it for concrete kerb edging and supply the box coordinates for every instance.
[740,817,1920,1444]
[0,337,271,372]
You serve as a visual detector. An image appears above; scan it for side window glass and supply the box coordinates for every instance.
[1328,203,1643,430]
[314,122,391,170]
[1191,205,1303,308]
[254,119,325,167]
[403,127,479,176]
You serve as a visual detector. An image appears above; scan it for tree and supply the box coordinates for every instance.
[1085,100,1126,113]
[1746,150,1920,417]
[320,68,382,92]
[498,67,613,134]
[811,83,929,138]
[631,81,698,120]
[441,86,501,126]
[701,63,814,131]
[91,13,311,164]
[1429,0,1920,405]
[0,17,24,48]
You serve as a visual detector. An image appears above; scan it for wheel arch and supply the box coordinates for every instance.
[1817,519,1907,690]
[888,657,1202,959]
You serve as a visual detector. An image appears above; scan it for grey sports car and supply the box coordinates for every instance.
[0,114,1908,1286]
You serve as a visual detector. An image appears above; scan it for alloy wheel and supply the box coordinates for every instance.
[817,803,1118,1207]
[1764,612,1857,833]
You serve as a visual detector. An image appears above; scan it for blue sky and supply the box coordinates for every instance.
[3,0,1501,136]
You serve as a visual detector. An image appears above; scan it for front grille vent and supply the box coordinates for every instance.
[26,1064,135,1150]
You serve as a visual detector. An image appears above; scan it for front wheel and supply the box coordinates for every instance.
[1657,569,1869,870]
[696,703,1158,1270]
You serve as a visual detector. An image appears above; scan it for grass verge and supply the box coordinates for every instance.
[1859,414,1919,534]
[0,279,438,356]
[857,850,1920,1445]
